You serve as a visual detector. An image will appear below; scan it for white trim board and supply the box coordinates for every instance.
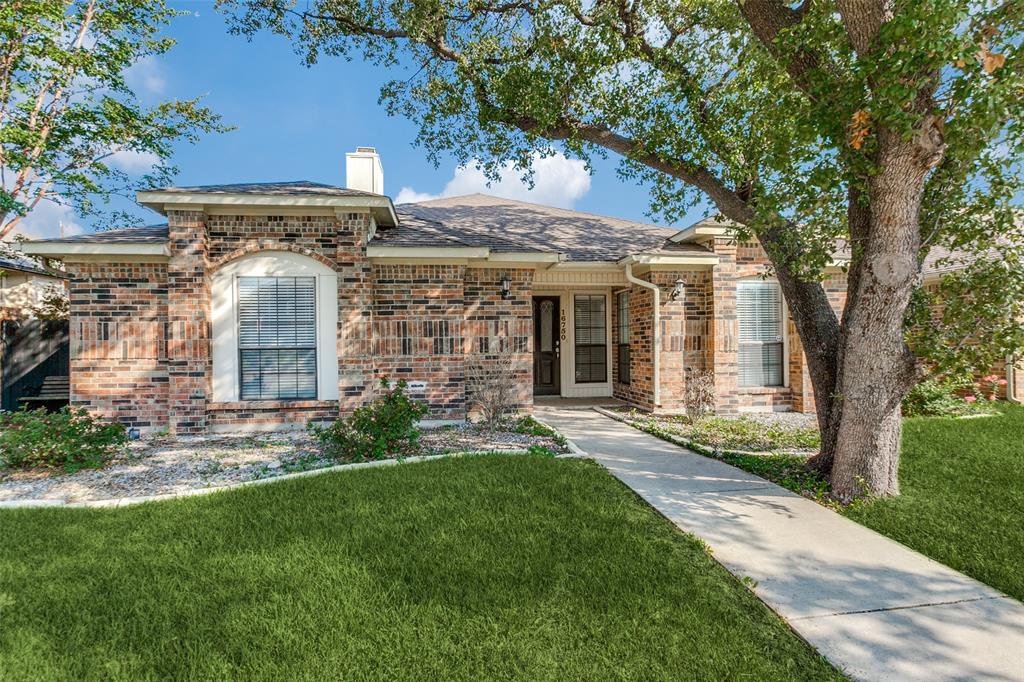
[210,251,339,403]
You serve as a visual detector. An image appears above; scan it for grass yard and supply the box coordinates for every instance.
[845,403,1024,602]
[623,403,1024,603]
[0,455,841,681]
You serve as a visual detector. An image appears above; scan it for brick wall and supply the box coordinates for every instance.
[464,268,534,415]
[66,261,169,429]
[372,264,467,419]
[166,209,210,434]
[335,213,376,412]
[207,400,338,431]
[206,214,340,263]
[612,270,712,413]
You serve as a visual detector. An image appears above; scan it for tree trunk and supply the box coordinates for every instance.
[767,131,938,500]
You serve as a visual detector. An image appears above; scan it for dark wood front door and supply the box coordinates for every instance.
[533,296,560,395]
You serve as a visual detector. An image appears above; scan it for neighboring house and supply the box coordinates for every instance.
[22,148,1021,434]
[0,254,67,320]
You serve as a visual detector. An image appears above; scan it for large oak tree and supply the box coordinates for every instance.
[222,0,1023,499]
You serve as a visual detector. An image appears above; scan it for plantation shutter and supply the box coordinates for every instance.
[737,280,784,387]
[237,276,318,400]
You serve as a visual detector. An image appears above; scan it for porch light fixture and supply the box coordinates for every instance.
[500,273,512,299]
[671,277,687,302]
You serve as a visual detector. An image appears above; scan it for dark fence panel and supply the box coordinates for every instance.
[1,319,70,412]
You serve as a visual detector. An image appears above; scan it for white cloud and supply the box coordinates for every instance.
[124,55,166,95]
[8,197,84,240]
[394,187,440,204]
[395,152,591,208]
[107,149,161,174]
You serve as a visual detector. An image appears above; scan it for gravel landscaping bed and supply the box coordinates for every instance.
[0,422,568,503]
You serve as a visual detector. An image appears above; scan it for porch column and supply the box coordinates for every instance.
[709,237,739,413]
[335,210,375,413]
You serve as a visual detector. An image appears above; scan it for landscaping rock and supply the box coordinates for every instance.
[0,423,567,504]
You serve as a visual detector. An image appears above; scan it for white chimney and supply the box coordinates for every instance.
[345,146,384,194]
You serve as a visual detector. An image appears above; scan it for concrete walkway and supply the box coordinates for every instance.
[538,406,1024,682]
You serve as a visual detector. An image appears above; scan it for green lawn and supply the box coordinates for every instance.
[845,403,1024,602]
[0,455,841,680]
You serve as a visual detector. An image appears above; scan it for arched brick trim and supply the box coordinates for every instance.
[208,241,337,273]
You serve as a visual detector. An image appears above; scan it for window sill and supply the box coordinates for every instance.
[736,386,790,395]
[207,399,339,411]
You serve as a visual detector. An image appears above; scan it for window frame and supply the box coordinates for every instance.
[573,293,608,385]
[616,291,630,385]
[236,275,319,402]
[736,279,786,388]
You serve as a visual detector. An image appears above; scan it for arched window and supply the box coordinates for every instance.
[211,252,338,402]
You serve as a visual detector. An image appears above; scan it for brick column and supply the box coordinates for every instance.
[335,211,375,413]
[166,209,210,434]
[710,237,739,413]
[788,321,816,413]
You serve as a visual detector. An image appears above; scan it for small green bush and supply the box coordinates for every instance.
[310,378,428,462]
[0,407,127,472]
[512,416,568,446]
[902,376,983,417]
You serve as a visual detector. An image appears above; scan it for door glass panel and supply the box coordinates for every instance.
[540,299,554,352]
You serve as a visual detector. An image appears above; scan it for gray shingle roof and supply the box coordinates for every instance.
[38,224,169,244]
[0,255,67,278]
[153,180,381,197]
[388,194,712,261]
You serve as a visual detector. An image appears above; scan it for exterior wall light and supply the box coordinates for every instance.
[500,274,512,299]
[671,277,687,302]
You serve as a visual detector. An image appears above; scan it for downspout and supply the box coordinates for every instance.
[1008,355,1020,403]
[624,260,660,409]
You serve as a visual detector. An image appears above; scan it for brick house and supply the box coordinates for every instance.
[22,148,1022,433]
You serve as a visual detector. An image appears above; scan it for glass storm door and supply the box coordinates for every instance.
[533,296,560,395]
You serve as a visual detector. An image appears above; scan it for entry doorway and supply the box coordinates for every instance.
[532,296,561,395]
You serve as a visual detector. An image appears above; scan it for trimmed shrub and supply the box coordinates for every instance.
[0,407,126,471]
[310,378,428,462]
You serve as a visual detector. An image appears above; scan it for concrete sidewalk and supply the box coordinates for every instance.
[538,406,1024,682]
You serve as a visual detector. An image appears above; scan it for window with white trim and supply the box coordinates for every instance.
[574,294,607,383]
[237,276,318,400]
[737,280,784,387]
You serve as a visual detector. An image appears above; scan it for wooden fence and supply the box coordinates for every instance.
[0,319,69,412]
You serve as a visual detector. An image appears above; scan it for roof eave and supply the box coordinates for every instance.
[667,224,734,244]
[137,190,400,227]
[22,241,170,259]
[618,253,721,266]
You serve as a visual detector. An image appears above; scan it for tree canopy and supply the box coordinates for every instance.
[0,0,228,239]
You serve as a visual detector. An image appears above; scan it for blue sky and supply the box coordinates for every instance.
[23,0,711,238]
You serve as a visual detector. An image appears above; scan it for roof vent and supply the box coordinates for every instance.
[346,147,384,195]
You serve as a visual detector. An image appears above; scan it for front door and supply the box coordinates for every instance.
[533,296,560,395]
